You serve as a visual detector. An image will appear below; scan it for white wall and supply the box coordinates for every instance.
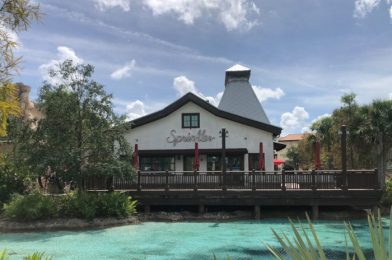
[124,102,275,171]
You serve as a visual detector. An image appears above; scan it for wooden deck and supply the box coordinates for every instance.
[86,169,382,216]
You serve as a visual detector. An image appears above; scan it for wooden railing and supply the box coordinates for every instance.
[85,169,379,191]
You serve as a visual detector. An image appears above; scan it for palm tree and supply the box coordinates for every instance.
[358,100,392,189]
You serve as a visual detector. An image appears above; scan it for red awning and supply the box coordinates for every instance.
[132,144,139,169]
[258,142,265,170]
[273,159,285,166]
[193,142,200,171]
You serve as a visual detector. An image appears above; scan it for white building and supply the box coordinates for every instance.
[124,65,283,172]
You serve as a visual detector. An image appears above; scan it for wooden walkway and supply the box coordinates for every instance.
[85,170,382,219]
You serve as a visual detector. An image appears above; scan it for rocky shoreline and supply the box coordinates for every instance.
[0,208,373,233]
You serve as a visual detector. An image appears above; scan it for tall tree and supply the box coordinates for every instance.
[311,116,334,169]
[340,92,358,169]
[358,100,392,188]
[0,0,41,81]
[16,60,133,188]
[0,0,41,137]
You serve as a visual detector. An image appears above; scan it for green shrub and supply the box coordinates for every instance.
[59,192,137,220]
[3,193,57,221]
[3,191,137,221]
[0,158,28,208]
[95,192,137,218]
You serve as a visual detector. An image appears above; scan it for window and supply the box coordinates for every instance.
[182,113,200,128]
[140,156,175,171]
[207,155,243,171]
[183,156,194,172]
[248,154,259,171]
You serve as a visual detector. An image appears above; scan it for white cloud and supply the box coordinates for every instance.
[280,106,309,133]
[113,98,166,120]
[252,86,284,102]
[389,93,392,99]
[354,0,381,18]
[126,100,146,120]
[110,60,136,80]
[173,75,197,95]
[93,0,131,11]
[390,5,392,18]
[38,46,84,85]
[173,75,223,106]
[140,0,260,31]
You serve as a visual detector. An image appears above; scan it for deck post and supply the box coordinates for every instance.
[312,205,319,220]
[281,169,286,191]
[137,170,141,191]
[252,169,256,192]
[374,168,379,190]
[221,128,227,191]
[341,125,348,191]
[165,170,169,191]
[193,170,198,191]
[254,205,261,220]
[311,169,316,191]
[198,204,205,214]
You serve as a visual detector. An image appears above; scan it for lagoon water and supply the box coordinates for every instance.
[0,219,381,259]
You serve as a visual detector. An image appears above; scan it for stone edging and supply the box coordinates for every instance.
[0,216,139,232]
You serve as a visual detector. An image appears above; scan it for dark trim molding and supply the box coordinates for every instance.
[273,142,286,151]
[139,148,248,156]
[126,92,282,135]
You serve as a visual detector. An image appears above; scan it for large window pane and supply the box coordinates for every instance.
[207,155,243,171]
[140,156,175,171]
[183,156,194,171]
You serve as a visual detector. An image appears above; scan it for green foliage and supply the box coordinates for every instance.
[0,83,21,136]
[14,60,133,188]
[0,0,41,82]
[284,146,301,170]
[59,192,97,220]
[3,193,57,221]
[23,252,52,260]
[59,192,137,220]
[0,249,7,260]
[3,191,137,221]
[267,209,392,260]
[0,250,51,260]
[296,93,392,171]
[382,179,392,206]
[0,155,28,207]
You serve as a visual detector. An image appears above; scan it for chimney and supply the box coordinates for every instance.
[224,64,251,86]
[219,64,271,124]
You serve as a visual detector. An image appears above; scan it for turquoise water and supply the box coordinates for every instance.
[0,219,385,259]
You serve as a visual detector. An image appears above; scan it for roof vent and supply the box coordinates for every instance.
[225,64,251,86]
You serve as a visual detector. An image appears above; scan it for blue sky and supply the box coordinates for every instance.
[13,0,392,134]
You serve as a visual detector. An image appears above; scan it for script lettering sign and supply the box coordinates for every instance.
[166,129,215,146]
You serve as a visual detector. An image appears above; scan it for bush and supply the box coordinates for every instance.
[3,192,137,221]
[3,193,57,221]
[0,158,28,208]
[95,192,137,218]
[59,192,137,221]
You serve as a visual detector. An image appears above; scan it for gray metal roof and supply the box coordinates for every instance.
[218,64,271,124]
